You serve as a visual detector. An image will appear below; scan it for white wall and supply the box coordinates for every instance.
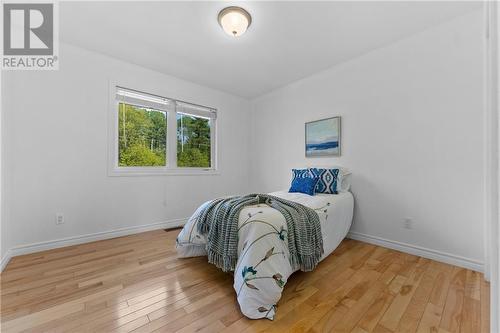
[1,43,251,255]
[491,1,500,330]
[1,70,6,266]
[250,10,485,267]
[1,9,487,274]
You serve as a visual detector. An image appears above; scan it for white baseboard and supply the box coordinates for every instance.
[347,231,484,273]
[0,218,187,272]
[0,248,13,273]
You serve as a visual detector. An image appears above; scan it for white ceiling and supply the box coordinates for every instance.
[60,1,482,99]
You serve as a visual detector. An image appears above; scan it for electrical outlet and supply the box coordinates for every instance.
[403,217,413,229]
[55,213,65,225]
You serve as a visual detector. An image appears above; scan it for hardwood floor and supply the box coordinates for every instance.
[0,229,489,333]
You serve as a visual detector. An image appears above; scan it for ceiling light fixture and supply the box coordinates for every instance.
[218,6,252,37]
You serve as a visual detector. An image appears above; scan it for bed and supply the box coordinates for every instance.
[176,190,354,320]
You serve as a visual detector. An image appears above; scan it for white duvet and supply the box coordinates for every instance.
[176,191,354,320]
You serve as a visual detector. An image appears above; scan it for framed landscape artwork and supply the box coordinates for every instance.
[305,116,341,157]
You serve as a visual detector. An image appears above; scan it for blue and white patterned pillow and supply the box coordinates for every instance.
[292,168,312,181]
[309,168,340,194]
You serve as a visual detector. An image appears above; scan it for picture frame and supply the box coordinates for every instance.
[305,116,341,157]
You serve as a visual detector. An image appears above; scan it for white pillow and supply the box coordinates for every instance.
[337,172,351,192]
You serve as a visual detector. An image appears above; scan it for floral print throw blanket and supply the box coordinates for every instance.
[176,192,333,320]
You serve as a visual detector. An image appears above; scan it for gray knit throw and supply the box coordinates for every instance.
[196,194,324,272]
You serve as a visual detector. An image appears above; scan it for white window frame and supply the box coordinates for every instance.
[108,81,218,176]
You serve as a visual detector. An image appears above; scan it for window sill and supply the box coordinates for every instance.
[108,167,220,177]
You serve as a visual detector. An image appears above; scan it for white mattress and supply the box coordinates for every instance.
[269,191,354,261]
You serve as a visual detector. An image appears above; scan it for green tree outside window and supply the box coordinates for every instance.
[118,103,212,168]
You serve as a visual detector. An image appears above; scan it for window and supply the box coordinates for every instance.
[118,103,167,167]
[110,86,217,175]
[176,103,213,168]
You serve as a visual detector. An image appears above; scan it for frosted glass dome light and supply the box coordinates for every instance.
[218,7,252,37]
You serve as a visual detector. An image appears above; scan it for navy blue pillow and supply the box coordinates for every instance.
[289,177,319,196]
